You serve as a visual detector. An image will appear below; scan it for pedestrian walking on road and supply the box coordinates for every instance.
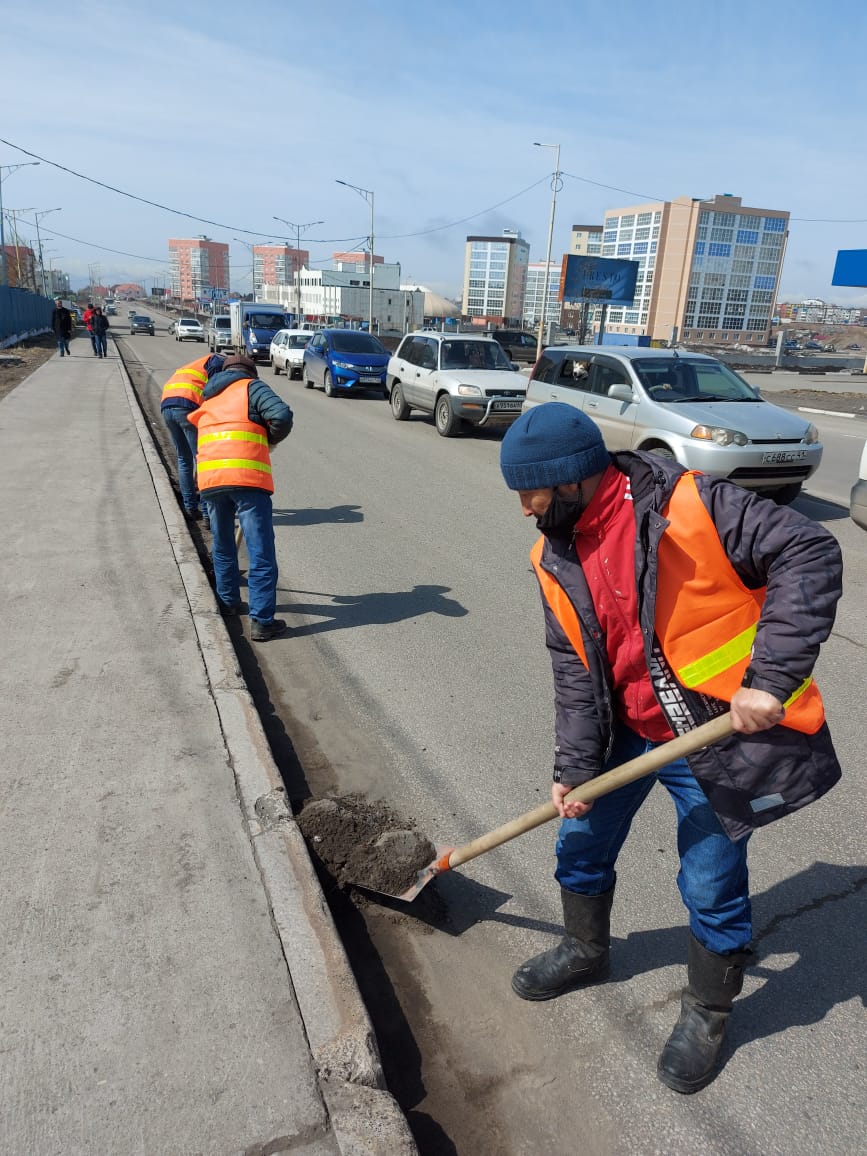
[188,354,293,640]
[91,307,109,358]
[160,353,224,520]
[51,298,73,356]
[499,402,843,1094]
[82,301,98,355]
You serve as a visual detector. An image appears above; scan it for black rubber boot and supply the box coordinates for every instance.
[512,884,614,1001]
[657,933,752,1094]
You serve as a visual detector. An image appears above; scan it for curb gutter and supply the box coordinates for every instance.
[115,351,417,1155]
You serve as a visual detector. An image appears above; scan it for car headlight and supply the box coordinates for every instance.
[802,423,819,445]
[457,384,483,397]
[332,360,354,370]
[690,425,749,447]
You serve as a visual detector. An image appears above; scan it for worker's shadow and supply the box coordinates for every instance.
[272,504,363,526]
[276,584,468,637]
[404,860,866,1053]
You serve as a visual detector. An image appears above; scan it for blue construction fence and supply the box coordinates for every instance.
[0,286,54,348]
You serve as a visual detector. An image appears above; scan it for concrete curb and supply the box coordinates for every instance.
[114,348,417,1155]
[797,406,857,420]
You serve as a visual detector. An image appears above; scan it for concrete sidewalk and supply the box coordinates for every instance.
[0,344,415,1155]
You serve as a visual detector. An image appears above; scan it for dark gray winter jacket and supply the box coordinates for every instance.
[537,451,843,841]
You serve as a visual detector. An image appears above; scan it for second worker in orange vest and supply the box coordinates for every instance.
[499,402,842,1096]
[188,354,293,641]
[160,353,225,520]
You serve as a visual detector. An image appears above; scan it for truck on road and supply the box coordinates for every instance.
[229,302,289,364]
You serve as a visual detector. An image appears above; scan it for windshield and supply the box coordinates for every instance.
[632,358,758,402]
[247,313,285,330]
[330,332,387,354]
[440,340,513,371]
[214,318,230,328]
[287,334,310,348]
[179,319,199,327]
[133,316,151,323]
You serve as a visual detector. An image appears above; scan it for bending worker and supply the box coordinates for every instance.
[188,354,293,642]
[160,353,225,520]
[499,402,842,1094]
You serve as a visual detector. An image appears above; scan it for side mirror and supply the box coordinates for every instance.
[608,383,635,403]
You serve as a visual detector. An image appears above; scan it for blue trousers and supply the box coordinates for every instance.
[162,407,199,513]
[204,489,278,623]
[56,337,70,356]
[94,333,108,356]
[556,724,751,954]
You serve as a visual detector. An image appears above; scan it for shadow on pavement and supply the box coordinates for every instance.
[272,504,363,526]
[276,584,468,637]
[796,492,850,521]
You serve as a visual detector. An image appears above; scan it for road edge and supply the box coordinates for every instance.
[114,344,418,1156]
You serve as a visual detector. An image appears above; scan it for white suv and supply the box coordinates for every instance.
[175,318,205,343]
[386,332,527,437]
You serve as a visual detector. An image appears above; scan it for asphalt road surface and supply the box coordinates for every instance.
[119,323,866,1156]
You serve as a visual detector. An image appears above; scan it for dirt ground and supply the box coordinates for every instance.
[0,334,59,402]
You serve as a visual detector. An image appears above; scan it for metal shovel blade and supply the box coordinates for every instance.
[354,844,455,903]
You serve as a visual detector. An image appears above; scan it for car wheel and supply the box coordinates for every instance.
[765,482,802,505]
[390,383,411,421]
[435,393,462,437]
[324,370,337,398]
[303,362,314,389]
[273,359,282,375]
[646,444,676,461]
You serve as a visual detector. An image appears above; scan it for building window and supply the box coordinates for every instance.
[702,288,724,301]
[730,274,750,288]
[694,241,706,255]
[716,213,736,228]
[617,243,632,256]
[634,227,650,241]
[699,211,712,225]
[632,242,648,254]
[710,227,734,242]
[637,212,652,226]
[727,289,749,303]
[757,262,778,277]
[604,230,618,243]
[722,317,744,329]
[752,289,774,303]
[603,244,615,256]
[736,229,759,245]
[620,215,635,228]
[708,243,732,257]
[764,217,786,232]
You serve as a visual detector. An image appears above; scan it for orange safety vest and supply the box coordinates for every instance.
[160,355,210,408]
[530,471,825,735]
[187,377,273,493]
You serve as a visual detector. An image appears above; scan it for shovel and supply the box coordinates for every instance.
[361,712,733,903]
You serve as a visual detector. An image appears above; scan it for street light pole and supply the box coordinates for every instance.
[533,142,561,360]
[0,161,40,287]
[32,208,61,296]
[336,180,375,333]
[272,216,324,325]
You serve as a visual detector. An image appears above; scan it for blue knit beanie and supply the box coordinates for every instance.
[500,403,609,490]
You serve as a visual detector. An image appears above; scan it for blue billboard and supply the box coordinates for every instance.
[559,255,639,305]
[831,250,867,287]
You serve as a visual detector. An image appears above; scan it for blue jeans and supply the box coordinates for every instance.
[162,407,199,513]
[204,489,277,622]
[88,329,97,352]
[56,337,70,356]
[94,333,108,356]
[556,724,751,954]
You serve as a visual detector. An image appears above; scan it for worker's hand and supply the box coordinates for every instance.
[730,687,785,734]
[552,782,594,820]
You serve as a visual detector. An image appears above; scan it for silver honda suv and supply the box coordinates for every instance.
[386,332,527,437]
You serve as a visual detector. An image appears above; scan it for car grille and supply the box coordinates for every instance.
[747,436,803,445]
[484,389,525,398]
[728,465,813,481]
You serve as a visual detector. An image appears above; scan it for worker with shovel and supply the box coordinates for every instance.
[499,402,842,1094]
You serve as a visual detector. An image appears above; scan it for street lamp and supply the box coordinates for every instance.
[336,179,375,333]
[0,161,39,287]
[272,216,323,326]
[533,142,561,360]
[233,238,265,302]
[32,208,61,296]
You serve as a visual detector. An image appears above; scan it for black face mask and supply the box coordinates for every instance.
[535,485,585,537]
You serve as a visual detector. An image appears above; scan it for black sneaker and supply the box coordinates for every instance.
[218,600,247,617]
[184,507,203,522]
[250,618,288,641]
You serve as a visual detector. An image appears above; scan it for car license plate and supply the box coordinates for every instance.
[359,375,381,383]
[761,450,806,464]
[492,400,524,412]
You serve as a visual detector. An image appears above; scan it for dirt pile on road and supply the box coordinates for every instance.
[297,795,437,896]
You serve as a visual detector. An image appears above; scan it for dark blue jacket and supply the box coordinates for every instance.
[537,451,842,841]
[202,366,293,444]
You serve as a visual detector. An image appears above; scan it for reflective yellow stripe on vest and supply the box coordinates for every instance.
[198,458,272,474]
[676,624,757,689]
[198,430,268,447]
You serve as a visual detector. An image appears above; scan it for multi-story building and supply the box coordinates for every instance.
[570,224,603,256]
[260,262,423,332]
[523,261,561,329]
[595,194,788,346]
[1,244,37,290]
[462,230,529,324]
[253,245,308,291]
[168,237,230,302]
[777,299,863,325]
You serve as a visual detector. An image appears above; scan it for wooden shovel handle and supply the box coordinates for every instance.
[447,713,733,871]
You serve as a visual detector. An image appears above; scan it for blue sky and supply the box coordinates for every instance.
[3,0,866,302]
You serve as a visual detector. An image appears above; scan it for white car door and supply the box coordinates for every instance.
[581,356,639,450]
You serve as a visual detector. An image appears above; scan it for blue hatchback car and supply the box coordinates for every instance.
[302,329,390,397]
